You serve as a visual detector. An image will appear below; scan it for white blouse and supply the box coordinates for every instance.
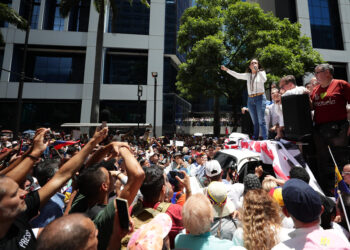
[226,69,267,95]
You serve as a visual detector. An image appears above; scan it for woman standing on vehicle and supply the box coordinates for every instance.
[221,59,267,140]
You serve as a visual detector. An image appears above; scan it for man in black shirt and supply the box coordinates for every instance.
[0,127,108,249]
[0,176,39,249]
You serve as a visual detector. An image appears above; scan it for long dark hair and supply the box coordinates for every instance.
[246,58,264,73]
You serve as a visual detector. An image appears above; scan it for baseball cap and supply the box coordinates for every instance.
[207,181,235,218]
[282,179,322,223]
[127,213,172,250]
[173,152,182,158]
[205,160,222,177]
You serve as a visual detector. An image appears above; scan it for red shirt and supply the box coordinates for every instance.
[311,79,350,125]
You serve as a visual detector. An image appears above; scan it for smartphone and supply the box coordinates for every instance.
[101,121,107,129]
[115,197,130,230]
[169,170,184,180]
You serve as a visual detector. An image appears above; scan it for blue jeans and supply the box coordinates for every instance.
[247,94,267,140]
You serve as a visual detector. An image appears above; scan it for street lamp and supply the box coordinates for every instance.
[151,72,158,137]
[137,84,143,133]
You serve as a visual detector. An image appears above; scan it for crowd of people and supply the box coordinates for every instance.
[0,62,350,250]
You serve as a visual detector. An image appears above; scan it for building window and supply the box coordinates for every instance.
[308,0,343,50]
[104,49,148,85]
[164,1,176,54]
[0,99,81,130]
[108,0,150,35]
[163,57,177,93]
[68,0,90,32]
[44,0,65,31]
[100,100,146,123]
[0,48,4,79]
[332,63,348,82]
[19,0,41,29]
[275,0,297,23]
[11,45,85,83]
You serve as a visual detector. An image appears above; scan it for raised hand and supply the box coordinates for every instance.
[221,65,228,71]
[111,142,130,156]
[31,128,50,156]
[92,127,108,144]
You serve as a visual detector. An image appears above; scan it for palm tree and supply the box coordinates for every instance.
[60,0,149,124]
[0,3,27,43]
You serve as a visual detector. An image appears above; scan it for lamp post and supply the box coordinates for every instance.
[151,72,158,137]
[137,84,143,133]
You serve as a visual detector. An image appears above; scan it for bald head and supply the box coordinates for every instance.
[37,214,98,250]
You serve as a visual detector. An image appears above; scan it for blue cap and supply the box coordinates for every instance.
[282,179,321,223]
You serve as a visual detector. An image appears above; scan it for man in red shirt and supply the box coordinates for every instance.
[311,63,350,196]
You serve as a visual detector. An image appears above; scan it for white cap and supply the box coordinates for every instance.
[205,160,222,177]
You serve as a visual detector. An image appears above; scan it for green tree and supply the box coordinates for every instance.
[0,3,27,43]
[177,0,323,136]
[60,0,149,125]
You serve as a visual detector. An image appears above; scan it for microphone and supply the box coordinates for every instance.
[254,66,258,72]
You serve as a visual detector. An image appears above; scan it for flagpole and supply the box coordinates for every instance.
[337,190,350,233]
[328,145,338,168]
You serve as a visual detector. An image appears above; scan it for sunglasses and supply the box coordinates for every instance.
[342,171,350,175]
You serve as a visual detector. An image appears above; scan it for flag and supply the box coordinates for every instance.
[51,140,79,150]
[334,163,350,198]
[238,139,324,194]
[328,146,350,198]
[225,127,229,136]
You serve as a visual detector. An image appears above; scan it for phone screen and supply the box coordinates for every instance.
[115,198,130,230]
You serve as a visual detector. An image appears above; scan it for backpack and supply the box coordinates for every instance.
[120,200,171,249]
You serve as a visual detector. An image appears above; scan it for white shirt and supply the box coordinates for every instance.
[282,86,307,97]
[225,183,244,210]
[226,69,267,95]
[272,225,350,250]
[267,102,284,127]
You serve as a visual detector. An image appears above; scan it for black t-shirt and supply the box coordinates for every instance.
[0,191,40,250]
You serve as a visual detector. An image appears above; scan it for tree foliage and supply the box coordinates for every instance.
[176,0,323,100]
[0,3,27,44]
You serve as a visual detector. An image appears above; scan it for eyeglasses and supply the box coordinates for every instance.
[315,70,325,75]
[342,171,350,175]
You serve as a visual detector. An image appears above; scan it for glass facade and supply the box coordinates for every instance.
[19,0,41,29]
[0,99,81,130]
[163,57,177,93]
[332,63,348,82]
[308,0,343,50]
[163,93,191,135]
[104,49,148,85]
[44,0,65,31]
[108,0,150,35]
[10,46,85,83]
[68,0,90,32]
[100,100,146,123]
[0,48,4,79]
[275,0,297,23]
[164,0,191,59]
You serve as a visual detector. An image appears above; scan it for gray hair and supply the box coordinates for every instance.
[182,193,213,235]
[315,63,334,75]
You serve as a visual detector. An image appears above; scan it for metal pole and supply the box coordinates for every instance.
[15,0,34,140]
[153,74,157,137]
[137,84,142,134]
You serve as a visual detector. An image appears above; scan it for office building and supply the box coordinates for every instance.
[0,0,191,135]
